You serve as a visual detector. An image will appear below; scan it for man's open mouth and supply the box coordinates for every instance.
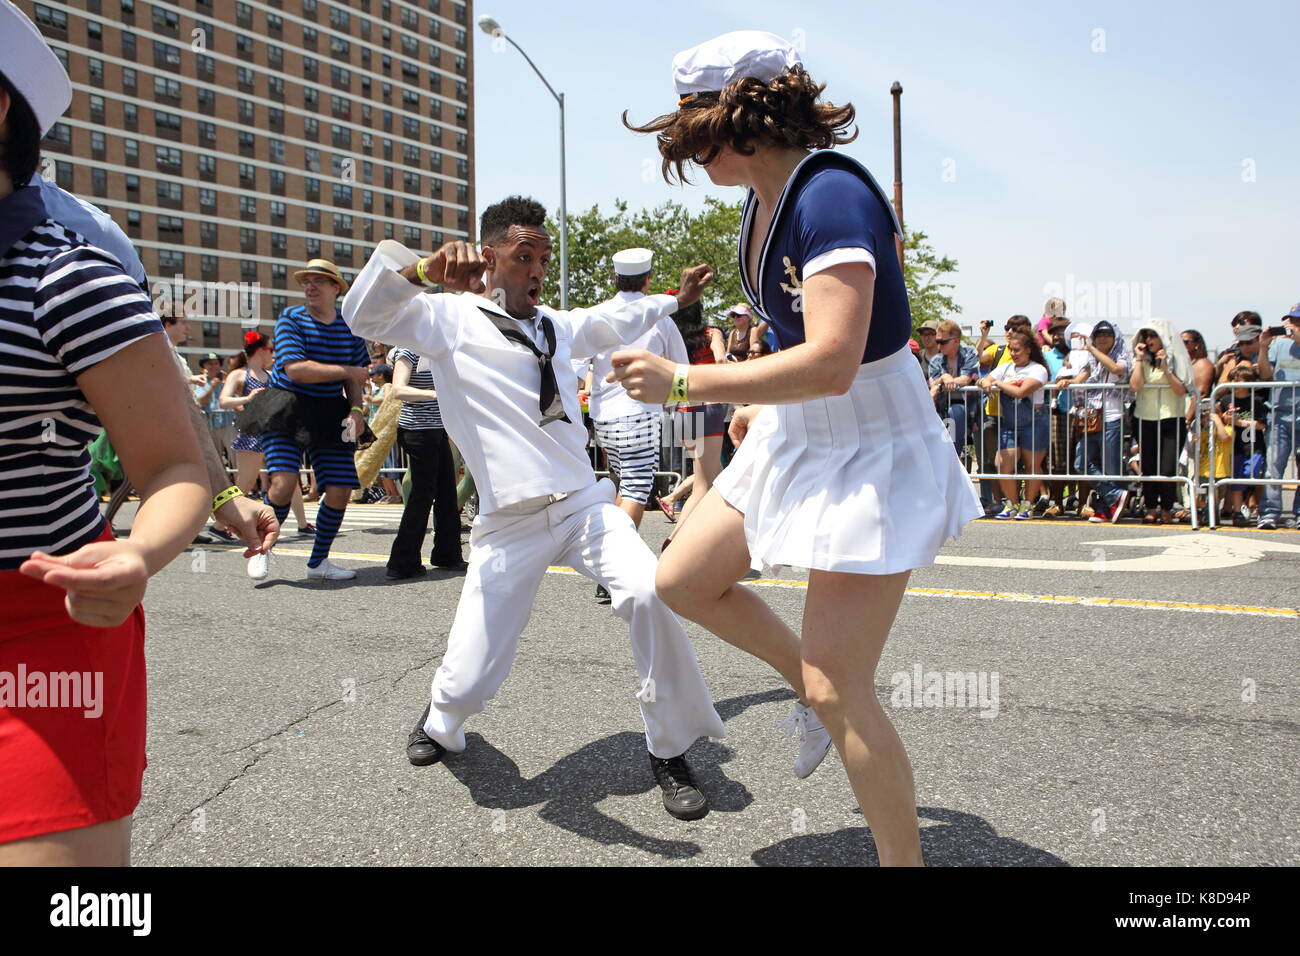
[526,283,540,304]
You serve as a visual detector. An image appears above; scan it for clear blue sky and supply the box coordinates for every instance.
[472,0,1298,352]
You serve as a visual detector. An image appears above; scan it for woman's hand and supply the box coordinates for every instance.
[20,540,150,628]
[213,496,281,558]
[729,404,764,446]
[607,350,676,404]
[343,409,367,442]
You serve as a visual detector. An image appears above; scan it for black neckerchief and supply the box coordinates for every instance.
[477,306,571,426]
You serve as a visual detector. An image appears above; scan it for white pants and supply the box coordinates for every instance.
[423,478,725,758]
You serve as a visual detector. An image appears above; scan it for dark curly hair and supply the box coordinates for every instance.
[480,195,547,246]
[0,72,41,188]
[623,65,857,184]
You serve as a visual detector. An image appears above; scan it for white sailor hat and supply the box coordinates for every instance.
[0,0,72,137]
[612,248,653,276]
[673,30,801,102]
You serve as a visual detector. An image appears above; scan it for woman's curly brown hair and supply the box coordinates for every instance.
[623,65,857,184]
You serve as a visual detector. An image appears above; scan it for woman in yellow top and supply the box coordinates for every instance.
[1129,320,1192,523]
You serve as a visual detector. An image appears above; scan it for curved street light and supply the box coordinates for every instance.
[477,14,569,309]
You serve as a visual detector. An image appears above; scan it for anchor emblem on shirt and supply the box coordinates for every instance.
[778,256,803,313]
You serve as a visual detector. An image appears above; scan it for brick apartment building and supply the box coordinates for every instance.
[24,0,475,366]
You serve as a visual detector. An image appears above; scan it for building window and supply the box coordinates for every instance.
[331,125,351,148]
[303,26,317,49]
[155,145,181,170]
[123,140,139,164]
[52,160,74,189]
[198,121,216,146]
[86,21,102,44]
[268,139,285,164]
[34,4,69,32]
[122,66,137,92]
[197,88,215,113]
[157,215,184,239]
[238,100,256,124]
[304,117,319,138]
[270,201,286,221]
[156,181,182,203]
[121,31,136,58]
[236,35,254,59]
[303,87,318,108]
[271,294,287,315]
[332,184,353,204]
[271,264,287,286]
[306,238,321,258]
[269,170,286,192]
[303,56,318,80]
[333,214,353,234]
[201,255,218,278]
[268,77,285,100]
[90,130,106,156]
[153,76,181,100]
[199,188,216,208]
[304,148,320,172]
[198,155,216,179]
[305,208,320,229]
[197,54,215,81]
[200,221,217,245]
[240,196,257,219]
[332,244,353,265]
[152,5,179,34]
[154,110,182,137]
[331,65,351,90]
[91,167,107,195]
[88,57,104,81]
[240,228,258,253]
[237,67,255,92]
[404,226,421,246]
[152,40,181,70]
[235,1,253,27]
[88,95,105,123]
[158,249,184,272]
[241,260,258,281]
[330,36,350,58]
[238,130,256,154]
[268,45,283,68]
[305,177,321,200]
[239,163,256,187]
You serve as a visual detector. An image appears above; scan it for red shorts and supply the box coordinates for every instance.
[0,525,147,844]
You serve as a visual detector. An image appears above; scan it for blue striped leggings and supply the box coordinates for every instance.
[261,432,360,490]
[593,412,661,505]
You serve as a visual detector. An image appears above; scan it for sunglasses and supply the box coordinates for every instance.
[936,337,955,345]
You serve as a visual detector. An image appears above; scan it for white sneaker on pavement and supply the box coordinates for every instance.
[781,701,833,779]
[246,551,270,580]
[306,558,356,580]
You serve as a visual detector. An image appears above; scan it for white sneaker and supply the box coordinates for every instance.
[306,558,356,580]
[781,702,833,779]
[246,551,270,580]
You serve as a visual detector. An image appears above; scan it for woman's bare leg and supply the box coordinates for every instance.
[0,816,132,866]
[234,450,261,495]
[671,434,724,537]
[802,569,921,866]
[291,482,309,527]
[656,488,805,696]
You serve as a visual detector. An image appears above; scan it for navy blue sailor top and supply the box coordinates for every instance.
[738,150,911,364]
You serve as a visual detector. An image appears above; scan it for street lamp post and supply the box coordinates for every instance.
[890,81,905,274]
[477,15,568,309]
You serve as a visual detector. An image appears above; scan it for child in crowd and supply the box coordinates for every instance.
[1219,364,1269,525]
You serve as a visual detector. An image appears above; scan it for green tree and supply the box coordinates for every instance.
[903,230,961,334]
[543,197,744,322]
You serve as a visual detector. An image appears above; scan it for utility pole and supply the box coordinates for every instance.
[891,81,904,273]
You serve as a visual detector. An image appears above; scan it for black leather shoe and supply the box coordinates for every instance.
[650,753,709,821]
[386,564,427,579]
[407,702,445,766]
[595,584,612,605]
[432,558,468,571]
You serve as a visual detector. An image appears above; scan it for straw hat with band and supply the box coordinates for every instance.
[293,259,349,294]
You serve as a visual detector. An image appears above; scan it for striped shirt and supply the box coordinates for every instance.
[392,348,444,429]
[267,304,369,398]
[0,185,164,570]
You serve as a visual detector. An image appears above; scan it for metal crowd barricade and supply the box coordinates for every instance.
[937,380,1199,528]
[1205,381,1299,528]
[586,410,685,494]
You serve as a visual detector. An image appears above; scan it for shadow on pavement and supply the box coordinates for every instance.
[434,689,792,860]
[752,805,1068,866]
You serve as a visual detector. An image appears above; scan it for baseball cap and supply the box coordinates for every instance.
[200,352,221,363]
[1284,303,1300,320]
[1091,321,1116,338]
[0,0,72,137]
[919,320,940,332]
[728,303,751,317]
[1234,325,1263,342]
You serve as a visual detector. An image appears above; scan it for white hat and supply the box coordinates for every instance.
[612,248,653,276]
[0,0,72,137]
[673,30,801,100]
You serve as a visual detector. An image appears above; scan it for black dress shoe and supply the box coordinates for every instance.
[595,583,612,604]
[407,702,445,766]
[650,753,709,821]
[386,564,428,579]
[431,558,468,571]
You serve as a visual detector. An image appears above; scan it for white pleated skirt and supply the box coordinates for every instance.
[714,346,983,575]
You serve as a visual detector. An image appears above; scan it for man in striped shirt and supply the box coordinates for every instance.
[258,260,371,581]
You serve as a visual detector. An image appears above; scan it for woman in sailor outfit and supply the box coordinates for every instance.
[620,32,981,864]
[343,197,726,821]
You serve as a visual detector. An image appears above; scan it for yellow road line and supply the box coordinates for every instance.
[200,546,1297,619]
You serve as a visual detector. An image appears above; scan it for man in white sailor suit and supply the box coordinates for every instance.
[585,247,690,605]
[343,196,725,820]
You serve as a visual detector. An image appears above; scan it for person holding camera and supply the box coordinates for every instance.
[1129,321,1192,523]
[1257,305,1300,529]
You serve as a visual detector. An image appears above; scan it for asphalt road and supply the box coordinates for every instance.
[122,502,1299,866]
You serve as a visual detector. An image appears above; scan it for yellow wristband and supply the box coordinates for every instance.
[350,405,364,414]
[668,364,690,403]
[211,485,243,515]
[415,257,434,287]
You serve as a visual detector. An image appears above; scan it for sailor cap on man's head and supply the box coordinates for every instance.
[612,248,653,276]
[0,0,72,137]
[673,30,801,100]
